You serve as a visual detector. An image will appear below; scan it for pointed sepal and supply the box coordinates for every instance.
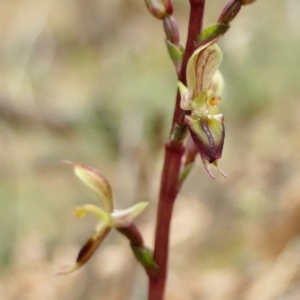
[111,202,149,228]
[64,161,113,213]
[202,158,227,179]
[57,224,111,274]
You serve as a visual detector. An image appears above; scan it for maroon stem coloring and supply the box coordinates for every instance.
[148,1,205,299]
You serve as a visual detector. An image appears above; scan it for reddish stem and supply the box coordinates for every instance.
[172,0,205,129]
[148,141,184,300]
[148,1,205,299]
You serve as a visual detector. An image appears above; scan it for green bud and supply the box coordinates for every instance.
[166,40,183,74]
[197,24,230,47]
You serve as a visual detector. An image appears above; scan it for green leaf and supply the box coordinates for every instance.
[166,40,183,73]
[197,24,229,47]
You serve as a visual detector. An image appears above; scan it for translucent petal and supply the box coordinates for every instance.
[64,161,113,212]
[74,204,111,226]
[186,43,223,99]
[111,202,149,228]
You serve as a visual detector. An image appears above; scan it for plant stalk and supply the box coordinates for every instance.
[148,1,205,299]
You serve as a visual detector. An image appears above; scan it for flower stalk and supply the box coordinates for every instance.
[146,0,255,298]
[61,0,257,299]
[58,162,153,275]
[148,1,205,299]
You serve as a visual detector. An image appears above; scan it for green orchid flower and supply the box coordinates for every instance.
[58,161,148,274]
[178,42,226,179]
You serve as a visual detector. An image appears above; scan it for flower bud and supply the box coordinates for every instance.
[144,0,173,20]
[164,0,173,14]
[166,40,183,74]
[239,0,256,5]
[197,24,229,47]
[218,0,241,25]
[163,16,180,46]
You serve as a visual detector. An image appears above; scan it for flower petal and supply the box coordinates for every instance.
[186,43,223,99]
[74,204,111,226]
[57,224,111,274]
[178,81,191,110]
[209,69,224,97]
[64,161,113,212]
[111,202,149,228]
[190,89,214,117]
[185,114,225,163]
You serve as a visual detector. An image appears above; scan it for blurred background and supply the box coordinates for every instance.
[0,0,300,299]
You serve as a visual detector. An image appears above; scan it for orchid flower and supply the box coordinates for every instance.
[178,42,226,179]
[58,161,148,274]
